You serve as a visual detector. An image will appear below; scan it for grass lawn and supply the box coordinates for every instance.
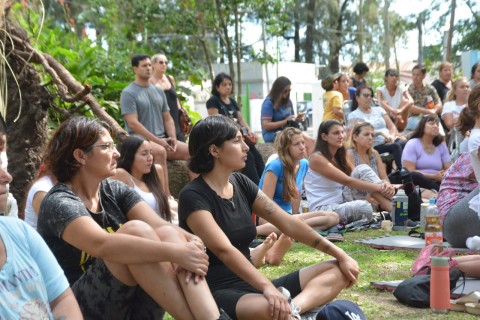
[165,228,476,319]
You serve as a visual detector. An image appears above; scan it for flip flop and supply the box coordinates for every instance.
[451,291,480,312]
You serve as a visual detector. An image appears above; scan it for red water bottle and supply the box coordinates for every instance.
[430,256,450,314]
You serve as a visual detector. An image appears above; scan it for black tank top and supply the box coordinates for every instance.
[164,76,185,141]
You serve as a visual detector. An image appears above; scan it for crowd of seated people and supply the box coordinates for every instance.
[5,57,480,320]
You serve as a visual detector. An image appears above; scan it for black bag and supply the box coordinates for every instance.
[404,182,422,221]
[393,269,463,308]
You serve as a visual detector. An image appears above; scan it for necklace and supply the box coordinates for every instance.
[358,152,371,165]
[421,141,435,154]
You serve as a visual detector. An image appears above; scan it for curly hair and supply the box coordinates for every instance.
[315,120,352,175]
[43,117,112,183]
[188,115,239,174]
[117,135,171,222]
[273,127,303,202]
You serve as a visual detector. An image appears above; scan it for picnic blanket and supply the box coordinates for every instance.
[355,235,480,254]
[371,278,480,299]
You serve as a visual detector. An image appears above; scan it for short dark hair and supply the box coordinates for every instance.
[188,115,239,174]
[353,62,369,75]
[211,73,233,97]
[384,68,398,78]
[131,54,150,67]
[44,116,112,183]
[412,64,427,75]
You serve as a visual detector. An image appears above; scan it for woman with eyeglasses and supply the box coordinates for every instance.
[207,73,265,185]
[402,115,451,191]
[347,85,406,172]
[377,69,413,131]
[179,115,359,320]
[305,120,394,225]
[37,117,230,320]
[150,53,185,142]
[261,76,315,155]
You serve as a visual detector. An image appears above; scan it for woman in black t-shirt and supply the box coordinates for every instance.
[37,116,229,320]
[207,73,265,185]
[179,115,360,320]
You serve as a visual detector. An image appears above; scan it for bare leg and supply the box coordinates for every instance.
[370,192,392,212]
[104,221,219,320]
[265,234,293,266]
[250,232,277,268]
[167,141,190,160]
[293,260,349,313]
[455,255,480,278]
[256,211,339,237]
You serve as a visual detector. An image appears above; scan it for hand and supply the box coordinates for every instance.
[379,181,394,197]
[175,268,204,284]
[262,286,292,320]
[174,241,209,276]
[433,170,445,182]
[159,138,174,152]
[337,254,361,288]
[168,137,178,152]
[383,133,394,143]
[247,130,257,143]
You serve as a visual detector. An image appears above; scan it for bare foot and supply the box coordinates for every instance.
[265,234,293,266]
[250,233,277,268]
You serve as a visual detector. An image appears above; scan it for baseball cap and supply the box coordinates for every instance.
[321,73,343,91]
[316,300,367,320]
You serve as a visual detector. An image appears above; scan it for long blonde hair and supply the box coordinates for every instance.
[274,127,303,202]
[446,77,469,102]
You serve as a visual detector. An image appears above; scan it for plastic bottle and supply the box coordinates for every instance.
[425,198,443,246]
[430,256,450,314]
[426,96,435,109]
[391,189,408,229]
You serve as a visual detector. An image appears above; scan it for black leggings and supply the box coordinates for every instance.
[410,171,441,191]
[242,140,265,185]
[374,140,406,170]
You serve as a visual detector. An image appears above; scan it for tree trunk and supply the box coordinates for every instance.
[304,0,316,63]
[446,0,456,61]
[417,13,423,65]
[234,4,242,106]
[294,0,300,62]
[383,0,390,69]
[214,0,235,79]
[358,0,364,62]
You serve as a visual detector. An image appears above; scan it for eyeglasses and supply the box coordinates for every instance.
[158,60,168,65]
[90,142,117,152]
[361,93,373,98]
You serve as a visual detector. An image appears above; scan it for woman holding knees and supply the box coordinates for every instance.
[348,85,406,172]
[255,127,339,265]
[179,115,359,319]
[37,117,229,320]
[305,120,395,224]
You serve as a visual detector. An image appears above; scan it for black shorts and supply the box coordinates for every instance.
[212,270,301,319]
[72,259,165,320]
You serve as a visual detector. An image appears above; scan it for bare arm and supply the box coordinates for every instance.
[186,208,292,319]
[61,202,207,274]
[443,113,455,130]
[309,152,384,194]
[253,191,359,285]
[262,118,292,131]
[162,111,178,151]
[377,89,394,114]
[383,114,398,138]
[110,168,134,187]
[124,114,171,150]
[374,150,389,181]
[50,288,83,320]
[32,192,48,218]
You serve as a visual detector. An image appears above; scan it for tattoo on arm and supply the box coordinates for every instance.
[311,237,322,248]
[256,191,277,215]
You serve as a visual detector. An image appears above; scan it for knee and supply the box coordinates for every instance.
[118,220,157,239]
[155,224,186,242]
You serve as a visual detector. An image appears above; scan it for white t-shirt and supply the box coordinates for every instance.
[24,175,54,229]
[441,100,465,119]
[377,85,406,110]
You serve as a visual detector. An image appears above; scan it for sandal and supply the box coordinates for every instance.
[325,227,345,242]
[451,291,480,312]
[466,302,480,315]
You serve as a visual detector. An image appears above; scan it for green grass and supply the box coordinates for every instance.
[165,229,476,319]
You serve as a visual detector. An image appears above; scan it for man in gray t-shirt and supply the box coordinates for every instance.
[121,54,190,197]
